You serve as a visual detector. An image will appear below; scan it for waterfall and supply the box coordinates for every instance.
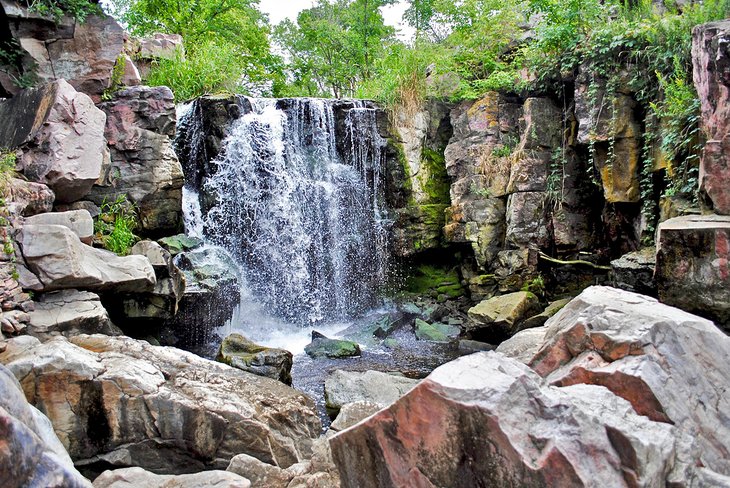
[179,98,392,334]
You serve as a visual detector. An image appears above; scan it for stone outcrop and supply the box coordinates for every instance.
[217,333,293,385]
[17,224,156,292]
[0,334,321,474]
[26,289,120,340]
[0,80,107,202]
[0,363,92,488]
[90,86,184,235]
[610,247,656,296]
[324,370,419,415]
[330,286,730,487]
[0,4,124,101]
[133,33,185,78]
[5,178,55,218]
[693,20,730,215]
[655,215,730,329]
[305,332,361,359]
[93,467,250,488]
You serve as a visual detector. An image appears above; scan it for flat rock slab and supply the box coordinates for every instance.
[0,334,321,473]
[93,467,250,488]
[18,224,156,293]
[467,291,540,336]
[25,210,94,244]
[27,289,120,340]
[656,214,730,329]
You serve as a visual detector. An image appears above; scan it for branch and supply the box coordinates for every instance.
[538,252,611,271]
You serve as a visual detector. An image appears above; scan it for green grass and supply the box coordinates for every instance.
[94,195,139,255]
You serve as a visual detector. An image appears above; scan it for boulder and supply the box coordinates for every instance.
[24,210,94,244]
[414,319,460,342]
[17,224,156,293]
[217,333,293,385]
[467,291,540,338]
[119,55,142,87]
[90,86,183,235]
[26,289,121,340]
[518,297,571,331]
[324,370,419,414]
[93,467,250,488]
[158,234,204,256]
[529,286,730,480]
[138,33,185,61]
[692,20,730,214]
[0,80,107,202]
[4,178,54,218]
[457,339,496,356]
[0,363,92,488]
[305,333,361,360]
[655,214,730,329]
[329,401,382,433]
[330,351,682,488]
[610,247,656,296]
[226,454,292,488]
[495,326,547,364]
[0,334,321,473]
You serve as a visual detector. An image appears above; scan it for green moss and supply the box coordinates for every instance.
[420,146,450,205]
[405,264,464,298]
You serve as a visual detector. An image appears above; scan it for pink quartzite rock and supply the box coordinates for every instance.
[331,287,730,487]
[692,20,730,214]
[655,214,730,329]
[0,80,107,203]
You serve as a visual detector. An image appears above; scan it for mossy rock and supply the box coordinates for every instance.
[158,234,203,255]
[217,333,293,384]
[304,332,361,359]
[414,319,460,342]
[405,264,465,298]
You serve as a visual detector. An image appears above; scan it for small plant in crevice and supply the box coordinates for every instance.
[0,150,19,280]
[101,55,127,101]
[521,274,546,297]
[94,195,139,256]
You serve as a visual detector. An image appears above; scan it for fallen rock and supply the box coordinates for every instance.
[305,332,361,359]
[0,334,321,473]
[0,80,107,202]
[17,224,156,292]
[414,319,460,342]
[226,454,292,488]
[93,467,250,488]
[467,291,540,338]
[495,326,547,363]
[655,214,730,329]
[0,363,92,487]
[457,339,496,356]
[330,351,681,488]
[26,289,121,340]
[217,333,293,385]
[324,370,419,414]
[610,247,656,296]
[24,210,94,244]
[693,20,730,214]
[329,401,382,433]
[158,234,204,255]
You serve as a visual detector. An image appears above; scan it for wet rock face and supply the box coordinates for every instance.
[330,287,730,487]
[0,80,107,203]
[0,334,321,474]
[90,86,184,236]
[693,20,730,215]
[0,363,92,488]
[655,214,730,329]
[217,333,293,385]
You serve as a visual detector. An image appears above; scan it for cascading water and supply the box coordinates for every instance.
[180,97,392,344]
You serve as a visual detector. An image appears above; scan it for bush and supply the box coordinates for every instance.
[94,195,139,255]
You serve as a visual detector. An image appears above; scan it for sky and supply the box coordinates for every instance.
[258,0,415,40]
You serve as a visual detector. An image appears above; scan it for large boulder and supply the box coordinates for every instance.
[330,287,730,487]
[0,363,92,487]
[24,210,94,244]
[93,467,250,488]
[467,291,540,338]
[0,80,107,202]
[0,334,321,474]
[4,178,54,218]
[655,214,730,329]
[90,86,184,236]
[17,224,156,292]
[692,20,730,215]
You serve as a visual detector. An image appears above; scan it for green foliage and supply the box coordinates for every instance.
[25,0,100,22]
[0,150,17,195]
[108,0,283,98]
[521,274,546,297]
[102,55,127,101]
[94,195,139,256]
